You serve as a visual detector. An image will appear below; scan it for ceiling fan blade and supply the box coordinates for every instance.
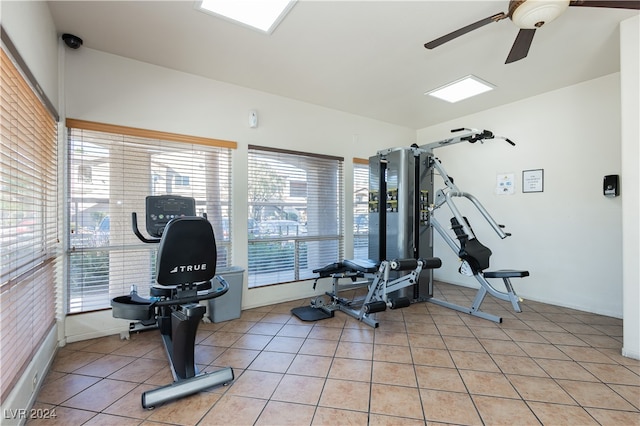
[570,0,640,9]
[424,12,507,49]
[505,28,536,64]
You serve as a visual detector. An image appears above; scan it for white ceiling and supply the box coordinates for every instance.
[47,1,639,129]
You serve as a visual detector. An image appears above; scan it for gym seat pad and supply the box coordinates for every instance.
[484,270,529,279]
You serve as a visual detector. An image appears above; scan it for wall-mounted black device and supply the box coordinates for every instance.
[603,174,619,198]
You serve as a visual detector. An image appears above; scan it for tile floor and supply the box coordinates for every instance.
[29,282,640,425]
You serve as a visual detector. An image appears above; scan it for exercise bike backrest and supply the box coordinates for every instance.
[131,195,218,288]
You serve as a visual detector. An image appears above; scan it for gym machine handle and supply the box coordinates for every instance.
[390,257,442,271]
[132,212,161,244]
[450,128,515,146]
[152,276,229,307]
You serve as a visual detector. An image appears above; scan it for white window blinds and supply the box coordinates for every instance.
[0,47,58,403]
[247,146,344,288]
[66,120,235,313]
[353,158,370,259]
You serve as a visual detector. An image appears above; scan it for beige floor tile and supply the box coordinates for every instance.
[459,370,519,398]
[442,335,485,352]
[586,407,640,425]
[49,350,104,373]
[318,378,370,412]
[534,358,599,381]
[517,342,571,360]
[507,375,575,405]
[263,336,305,353]
[479,338,527,356]
[307,326,343,340]
[36,374,101,405]
[62,378,138,412]
[407,332,446,349]
[335,341,373,360]
[255,400,316,425]
[312,407,369,425]
[368,413,426,425]
[299,338,338,356]
[82,413,142,425]
[247,321,284,335]
[491,354,549,377]
[609,383,640,410]
[146,391,221,425]
[211,347,260,369]
[373,344,413,363]
[370,383,423,419]
[328,357,372,382]
[414,365,466,392]
[420,388,482,425]
[102,383,156,420]
[198,395,266,425]
[580,361,640,386]
[374,330,409,346]
[527,401,599,425]
[226,370,283,399]
[277,323,313,338]
[271,374,325,405]
[411,347,455,368]
[230,333,272,350]
[248,350,295,373]
[25,405,96,426]
[339,327,374,343]
[287,353,333,377]
[449,351,500,372]
[557,379,637,410]
[372,361,417,387]
[472,395,541,425]
[557,345,616,363]
[107,357,166,383]
[200,331,242,347]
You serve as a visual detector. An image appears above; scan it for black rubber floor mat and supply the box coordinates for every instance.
[291,306,334,322]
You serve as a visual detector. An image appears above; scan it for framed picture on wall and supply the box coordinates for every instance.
[523,169,544,193]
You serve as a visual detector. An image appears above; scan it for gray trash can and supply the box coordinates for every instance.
[209,266,244,322]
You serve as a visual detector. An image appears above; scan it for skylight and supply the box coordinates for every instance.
[197,0,296,34]
[426,75,495,103]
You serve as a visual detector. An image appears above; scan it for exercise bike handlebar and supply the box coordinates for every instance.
[131,212,161,244]
[152,276,229,307]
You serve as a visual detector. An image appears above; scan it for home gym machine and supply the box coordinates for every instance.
[111,195,234,408]
[418,129,529,322]
[302,128,528,325]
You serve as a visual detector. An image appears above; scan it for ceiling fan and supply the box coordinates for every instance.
[424,0,640,64]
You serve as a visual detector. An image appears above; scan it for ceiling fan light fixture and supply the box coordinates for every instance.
[510,0,570,29]
[425,75,495,103]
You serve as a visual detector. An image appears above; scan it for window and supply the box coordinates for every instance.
[0,46,58,402]
[66,120,235,313]
[247,146,343,287]
[353,158,369,259]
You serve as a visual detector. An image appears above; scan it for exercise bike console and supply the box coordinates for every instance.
[145,195,195,238]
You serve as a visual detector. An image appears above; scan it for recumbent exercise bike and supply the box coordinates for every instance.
[111,195,234,408]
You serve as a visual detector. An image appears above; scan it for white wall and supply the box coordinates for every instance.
[62,47,415,340]
[418,74,623,318]
[620,15,639,360]
[0,0,59,108]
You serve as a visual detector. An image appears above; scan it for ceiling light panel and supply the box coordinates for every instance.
[197,0,296,34]
[426,75,495,103]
